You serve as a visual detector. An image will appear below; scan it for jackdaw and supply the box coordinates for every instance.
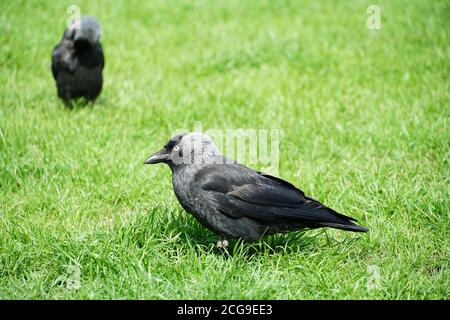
[145,132,368,246]
[51,16,104,103]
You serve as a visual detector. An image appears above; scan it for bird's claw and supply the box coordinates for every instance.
[216,239,229,248]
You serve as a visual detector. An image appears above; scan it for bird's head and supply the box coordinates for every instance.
[145,132,220,168]
[66,16,102,51]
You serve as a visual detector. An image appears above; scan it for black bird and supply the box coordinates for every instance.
[51,16,104,103]
[145,132,368,247]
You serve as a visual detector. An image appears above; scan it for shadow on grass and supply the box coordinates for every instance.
[59,96,105,110]
[219,231,323,258]
[127,205,330,258]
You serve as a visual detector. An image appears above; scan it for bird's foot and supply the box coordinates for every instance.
[216,239,229,249]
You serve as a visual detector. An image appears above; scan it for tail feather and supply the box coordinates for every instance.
[318,221,369,232]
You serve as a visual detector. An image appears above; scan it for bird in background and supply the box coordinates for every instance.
[145,132,368,248]
[51,16,104,104]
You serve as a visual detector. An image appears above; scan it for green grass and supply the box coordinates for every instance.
[0,0,449,299]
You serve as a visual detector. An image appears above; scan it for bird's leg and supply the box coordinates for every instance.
[216,239,229,249]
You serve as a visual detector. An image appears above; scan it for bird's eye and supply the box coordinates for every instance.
[173,145,180,152]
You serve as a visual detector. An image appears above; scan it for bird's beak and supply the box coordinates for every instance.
[144,148,169,164]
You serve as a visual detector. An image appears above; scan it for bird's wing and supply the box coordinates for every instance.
[51,41,78,73]
[98,43,105,69]
[51,44,60,80]
[193,164,364,230]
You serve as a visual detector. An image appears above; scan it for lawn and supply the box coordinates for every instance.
[0,0,448,299]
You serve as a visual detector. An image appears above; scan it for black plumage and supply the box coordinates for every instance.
[145,133,368,244]
[51,16,104,103]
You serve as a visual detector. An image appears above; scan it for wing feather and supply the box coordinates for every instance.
[194,164,361,227]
